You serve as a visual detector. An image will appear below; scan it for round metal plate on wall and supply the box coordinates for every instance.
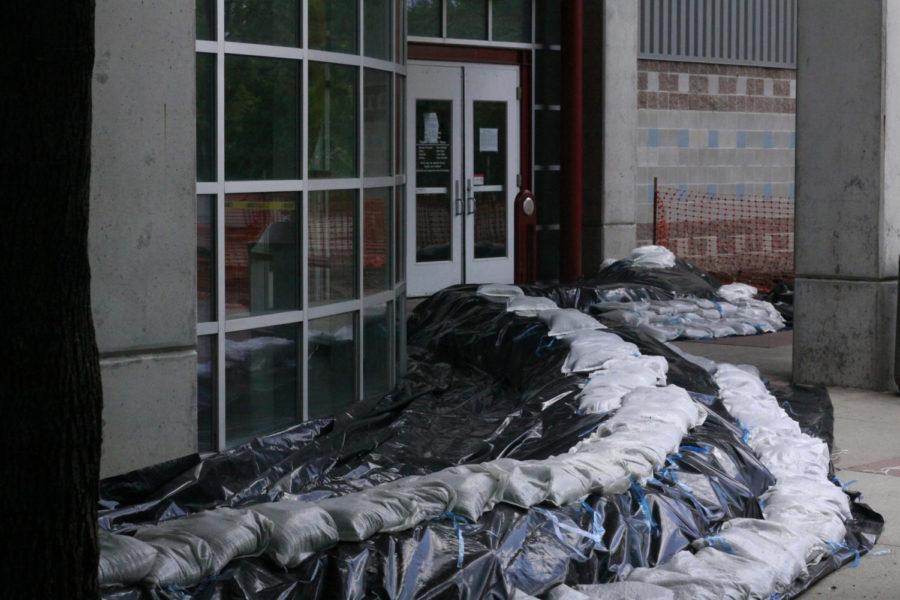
[522,196,535,216]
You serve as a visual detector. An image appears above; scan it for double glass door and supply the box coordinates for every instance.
[406,63,519,297]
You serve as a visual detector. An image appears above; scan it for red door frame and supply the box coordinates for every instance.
[407,42,536,283]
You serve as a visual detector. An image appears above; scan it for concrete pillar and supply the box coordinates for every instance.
[795,0,900,390]
[91,0,197,475]
[583,0,639,274]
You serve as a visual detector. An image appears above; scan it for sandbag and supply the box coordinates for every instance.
[561,332,640,373]
[575,582,674,600]
[540,308,606,337]
[476,283,524,302]
[98,529,158,586]
[425,467,503,521]
[136,507,274,586]
[317,491,410,541]
[628,245,677,269]
[718,283,758,303]
[250,501,338,568]
[507,294,559,315]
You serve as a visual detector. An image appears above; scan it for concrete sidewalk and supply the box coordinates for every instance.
[674,332,899,598]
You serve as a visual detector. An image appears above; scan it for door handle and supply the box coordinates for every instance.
[466,178,475,215]
[454,180,463,216]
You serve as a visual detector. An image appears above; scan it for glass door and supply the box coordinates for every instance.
[463,65,519,285]
[406,64,463,296]
[406,62,519,296]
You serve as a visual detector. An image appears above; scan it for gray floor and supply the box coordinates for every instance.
[674,332,900,598]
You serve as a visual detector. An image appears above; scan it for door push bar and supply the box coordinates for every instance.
[466,178,476,214]
[454,180,464,216]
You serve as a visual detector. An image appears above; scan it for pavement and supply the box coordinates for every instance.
[674,331,900,599]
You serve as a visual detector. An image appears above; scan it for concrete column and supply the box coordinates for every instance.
[795,0,900,390]
[91,0,197,475]
[583,0,639,274]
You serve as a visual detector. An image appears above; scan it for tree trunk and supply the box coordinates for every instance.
[0,2,101,597]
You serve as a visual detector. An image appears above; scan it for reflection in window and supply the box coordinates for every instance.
[364,69,392,177]
[225,193,299,316]
[197,0,215,41]
[492,0,532,42]
[225,56,301,180]
[197,53,216,182]
[447,0,487,40]
[309,190,358,305]
[309,62,358,178]
[395,185,405,283]
[198,335,217,452]
[364,188,391,294]
[473,101,507,259]
[364,303,391,398]
[364,0,392,60]
[197,195,216,322]
[415,100,452,262]
[225,325,299,446]
[225,0,301,47]
[395,75,406,175]
[408,0,442,37]
[309,0,358,54]
[396,297,407,380]
[308,313,356,418]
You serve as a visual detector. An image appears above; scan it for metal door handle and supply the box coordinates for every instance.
[454,180,463,215]
[466,178,475,214]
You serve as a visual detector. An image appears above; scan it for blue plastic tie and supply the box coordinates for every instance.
[679,444,710,455]
[826,541,861,569]
[665,452,683,466]
[831,476,858,491]
[580,501,607,550]
[630,481,656,534]
[736,420,752,444]
[703,535,735,554]
[535,335,560,357]
[533,507,604,560]
[713,301,726,318]
[437,511,468,568]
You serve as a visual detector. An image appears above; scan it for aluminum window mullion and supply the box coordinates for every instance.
[215,0,227,452]
[357,0,365,404]
[301,0,310,423]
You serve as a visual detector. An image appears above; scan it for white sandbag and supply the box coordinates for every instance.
[425,467,504,521]
[575,582,674,600]
[628,245,677,269]
[600,355,669,383]
[596,308,649,327]
[664,342,718,373]
[723,319,759,336]
[561,333,640,373]
[98,529,158,586]
[137,508,274,586]
[546,584,591,600]
[250,501,338,568]
[513,590,541,600]
[540,308,605,337]
[506,294,559,315]
[476,283,524,302]
[681,325,714,340]
[718,283,758,303]
[371,476,457,531]
[317,491,410,541]
[706,322,738,338]
[626,549,738,600]
[488,459,550,508]
[640,323,683,342]
[582,367,659,391]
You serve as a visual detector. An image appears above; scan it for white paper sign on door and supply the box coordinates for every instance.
[424,112,439,143]
[479,128,498,152]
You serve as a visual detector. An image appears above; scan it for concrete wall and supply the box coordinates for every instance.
[91,0,197,475]
[794,0,898,390]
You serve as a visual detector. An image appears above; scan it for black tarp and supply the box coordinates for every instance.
[99,285,880,599]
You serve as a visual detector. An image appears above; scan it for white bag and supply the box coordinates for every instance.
[539,308,605,337]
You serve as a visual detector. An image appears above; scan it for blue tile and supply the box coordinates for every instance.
[763,131,775,149]
[708,129,719,148]
[789,131,796,149]
[763,183,773,198]
[735,183,746,199]
[789,183,796,199]
[678,129,690,148]
[706,184,718,196]
[648,186,655,202]
[736,131,748,149]
[678,184,689,198]
[648,128,659,148]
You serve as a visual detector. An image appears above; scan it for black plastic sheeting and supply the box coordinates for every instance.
[764,279,795,325]
[100,284,880,599]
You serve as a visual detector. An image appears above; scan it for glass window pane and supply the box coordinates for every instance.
[309,62,359,178]
[364,69,392,177]
[197,53,216,182]
[308,313,357,418]
[395,185,405,283]
[198,335,217,452]
[535,170,560,226]
[225,325,299,446]
[364,0,392,60]
[395,0,406,62]
[309,0,358,54]
[415,99,453,262]
[309,190,358,305]
[473,101,507,258]
[197,0,215,41]
[225,56,301,180]
[395,75,406,175]
[447,0,487,40]
[364,303,392,398]
[364,188,391,294]
[535,0,560,45]
[535,50,561,106]
[225,0,301,47]
[225,192,300,316]
[534,109,561,167]
[537,228,560,283]
[198,194,216,321]
[492,0,531,42]
[408,0,442,37]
